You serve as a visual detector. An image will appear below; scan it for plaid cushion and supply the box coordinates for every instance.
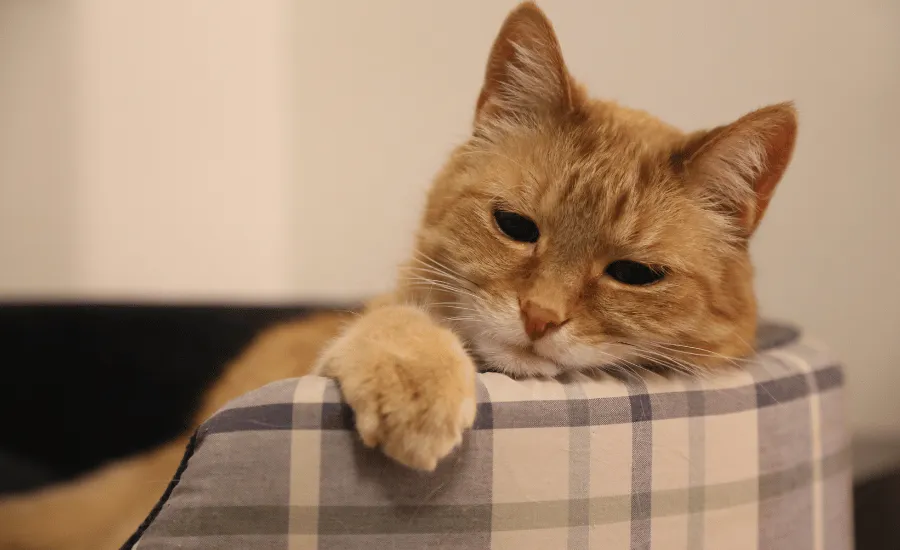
[127,322,852,549]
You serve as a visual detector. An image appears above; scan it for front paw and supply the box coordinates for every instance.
[316,305,477,471]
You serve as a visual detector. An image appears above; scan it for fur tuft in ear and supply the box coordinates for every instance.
[680,102,798,236]
[475,2,575,127]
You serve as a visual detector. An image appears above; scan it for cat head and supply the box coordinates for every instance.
[402,2,797,377]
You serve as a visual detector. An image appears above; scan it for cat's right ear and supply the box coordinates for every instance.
[475,2,577,128]
[676,102,798,237]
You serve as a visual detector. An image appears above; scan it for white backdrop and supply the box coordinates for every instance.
[1,0,898,434]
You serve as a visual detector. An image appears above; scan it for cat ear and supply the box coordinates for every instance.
[679,102,798,236]
[475,2,576,127]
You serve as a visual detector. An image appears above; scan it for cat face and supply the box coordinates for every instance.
[402,2,797,377]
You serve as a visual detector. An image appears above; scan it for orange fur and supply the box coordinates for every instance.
[0,2,797,548]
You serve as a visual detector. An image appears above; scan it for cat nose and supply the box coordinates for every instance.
[520,298,568,341]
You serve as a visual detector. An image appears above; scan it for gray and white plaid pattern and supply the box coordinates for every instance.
[130,322,852,549]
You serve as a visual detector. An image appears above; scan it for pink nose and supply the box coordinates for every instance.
[520,299,568,340]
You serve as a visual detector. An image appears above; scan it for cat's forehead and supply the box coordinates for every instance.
[490,105,682,198]
[490,122,673,207]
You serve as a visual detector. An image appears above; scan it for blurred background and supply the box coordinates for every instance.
[1,0,898,449]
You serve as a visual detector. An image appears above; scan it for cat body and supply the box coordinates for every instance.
[0,2,796,548]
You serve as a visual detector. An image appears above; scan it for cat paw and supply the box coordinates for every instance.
[352,367,477,471]
[316,305,477,471]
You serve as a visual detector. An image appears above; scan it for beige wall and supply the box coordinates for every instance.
[1,1,898,434]
[0,1,78,294]
[75,0,296,299]
[0,0,295,300]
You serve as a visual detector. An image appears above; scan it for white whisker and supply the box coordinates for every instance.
[402,277,481,302]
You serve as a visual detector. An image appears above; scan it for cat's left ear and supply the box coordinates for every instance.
[679,102,798,236]
[475,2,578,128]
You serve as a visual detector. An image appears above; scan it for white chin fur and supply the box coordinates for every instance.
[473,338,562,377]
[469,329,632,378]
[446,299,633,377]
[533,335,637,371]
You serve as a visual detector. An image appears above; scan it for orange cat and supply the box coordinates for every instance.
[0,2,796,548]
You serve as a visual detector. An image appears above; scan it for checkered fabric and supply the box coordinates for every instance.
[127,322,853,549]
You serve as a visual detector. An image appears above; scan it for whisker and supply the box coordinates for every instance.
[402,277,482,301]
[628,346,700,370]
[445,315,480,323]
[434,305,480,314]
[626,347,712,380]
[428,302,479,312]
[613,343,714,380]
[629,340,753,374]
[404,266,473,291]
[401,269,477,295]
[408,263,464,286]
[645,341,755,365]
[593,349,655,379]
[411,251,480,289]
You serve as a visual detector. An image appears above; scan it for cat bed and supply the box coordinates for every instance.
[125,322,852,550]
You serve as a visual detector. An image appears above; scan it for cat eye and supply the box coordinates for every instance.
[493,209,540,243]
[605,260,666,286]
